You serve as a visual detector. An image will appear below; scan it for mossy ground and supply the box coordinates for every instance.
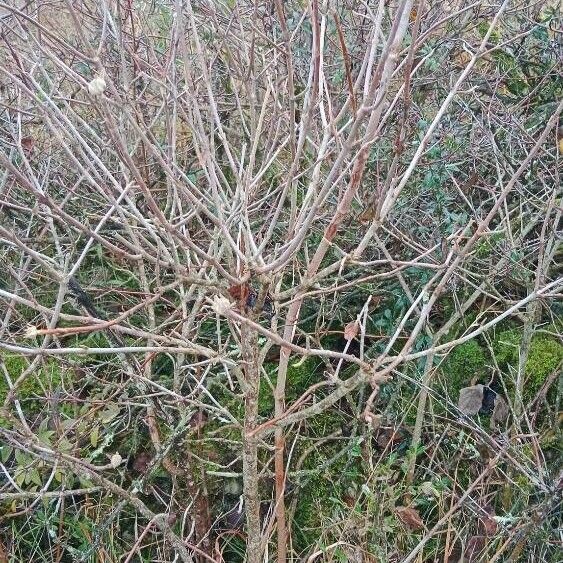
[493,328,563,401]
[0,353,69,427]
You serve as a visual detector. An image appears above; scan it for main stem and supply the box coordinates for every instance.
[241,325,262,563]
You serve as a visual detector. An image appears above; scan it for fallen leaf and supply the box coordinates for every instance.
[344,320,359,341]
[90,426,99,447]
[481,513,498,536]
[358,206,376,224]
[101,403,120,423]
[464,535,486,561]
[365,412,382,430]
[368,295,383,310]
[245,289,257,309]
[480,386,497,414]
[87,74,106,96]
[228,283,250,303]
[376,427,407,450]
[21,136,35,153]
[445,543,463,563]
[132,451,152,473]
[420,481,440,498]
[458,384,484,415]
[188,410,208,431]
[211,295,233,315]
[395,506,424,531]
[491,395,509,429]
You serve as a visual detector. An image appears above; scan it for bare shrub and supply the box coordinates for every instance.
[1,1,561,561]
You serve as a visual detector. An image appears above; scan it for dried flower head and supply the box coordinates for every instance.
[24,325,39,338]
[88,74,106,96]
[110,452,123,468]
[211,295,233,316]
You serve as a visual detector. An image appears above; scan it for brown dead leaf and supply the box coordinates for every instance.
[455,50,472,68]
[368,295,383,310]
[478,504,498,536]
[188,410,208,432]
[491,395,509,429]
[481,514,497,536]
[0,539,7,563]
[228,283,250,304]
[395,506,424,531]
[376,426,407,450]
[344,320,359,341]
[358,206,376,224]
[464,535,486,561]
[458,384,484,415]
[132,451,152,473]
[21,136,35,153]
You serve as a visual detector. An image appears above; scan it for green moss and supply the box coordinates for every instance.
[287,357,322,396]
[205,356,322,424]
[306,410,345,437]
[257,373,275,417]
[292,452,345,552]
[440,339,489,394]
[0,353,66,426]
[259,356,322,418]
[493,329,563,400]
[1,353,28,381]
[293,477,331,550]
[291,433,367,553]
[204,378,244,422]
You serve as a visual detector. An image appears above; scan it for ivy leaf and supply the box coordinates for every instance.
[15,470,26,488]
[29,468,42,487]
[458,384,484,415]
[1,446,12,463]
[101,403,120,423]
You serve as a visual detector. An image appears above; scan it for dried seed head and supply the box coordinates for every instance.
[211,295,233,316]
[88,74,106,96]
[24,325,39,338]
[110,452,123,468]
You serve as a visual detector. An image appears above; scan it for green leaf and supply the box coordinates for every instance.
[15,449,29,467]
[29,468,42,487]
[101,403,120,423]
[1,446,12,463]
[15,469,26,487]
[78,476,94,488]
[90,425,99,448]
[37,428,54,446]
